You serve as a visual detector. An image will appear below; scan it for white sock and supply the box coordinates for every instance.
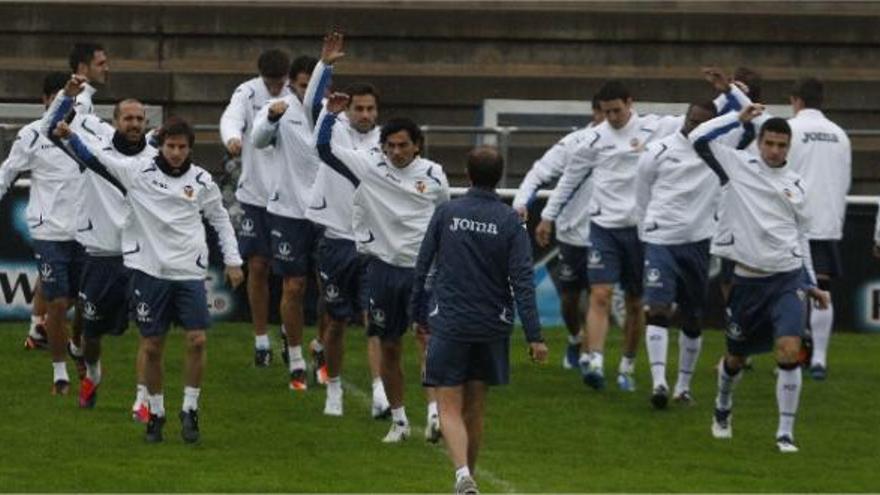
[646,325,668,388]
[134,384,148,408]
[254,334,270,350]
[52,361,69,383]
[312,339,324,353]
[391,406,408,424]
[328,376,343,395]
[715,359,742,411]
[810,303,833,367]
[455,466,472,482]
[567,332,582,345]
[182,386,200,412]
[776,366,802,439]
[68,340,83,357]
[589,351,604,371]
[288,345,305,371]
[85,359,102,384]
[148,393,165,417]
[372,378,388,403]
[675,333,703,394]
[29,315,45,337]
[618,354,635,375]
[427,400,438,418]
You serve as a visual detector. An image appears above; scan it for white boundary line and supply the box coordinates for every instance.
[341,380,519,493]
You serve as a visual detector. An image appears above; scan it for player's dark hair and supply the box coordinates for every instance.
[689,100,718,117]
[591,94,601,110]
[466,146,504,189]
[156,116,195,146]
[595,80,631,103]
[289,55,318,79]
[42,72,69,97]
[257,49,291,78]
[343,82,381,107]
[380,118,422,148]
[759,117,792,141]
[734,67,762,102]
[69,43,104,73]
[791,77,824,109]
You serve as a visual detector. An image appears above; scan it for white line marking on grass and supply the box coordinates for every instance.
[342,381,519,493]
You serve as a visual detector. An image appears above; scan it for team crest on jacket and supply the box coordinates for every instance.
[783,188,793,199]
[630,138,640,148]
[415,180,427,193]
[183,185,194,198]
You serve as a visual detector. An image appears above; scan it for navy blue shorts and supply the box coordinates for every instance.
[424,336,510,387]
[79,255,131,338]
[32,239,85,301]
[130,270,211,337]
[556,242,589,291]
[269,214,317,277]
[318,236,363,322]
[809,240,842,279]
[725,268,808,357]
[719,257,735,285]
[364,258,414,341]
[587,223,643,295]
[643,240,710,320]
[237,202,272,260]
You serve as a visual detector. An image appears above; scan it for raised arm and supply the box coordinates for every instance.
[55,123,136,191]
[303,31,344,129]
[315,94,374,186]
[251,98,288,149]
[410,206,444,327]
[689,106,758,184]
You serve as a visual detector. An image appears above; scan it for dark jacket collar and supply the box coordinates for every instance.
[154,153,192,177]
[112,131,147,156]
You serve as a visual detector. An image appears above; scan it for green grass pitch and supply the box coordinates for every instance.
[1,321,878,492]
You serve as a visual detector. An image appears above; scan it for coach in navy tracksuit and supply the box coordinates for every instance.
[411,146,547,494]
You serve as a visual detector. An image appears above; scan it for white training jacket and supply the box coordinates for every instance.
[636,131,720,245]
[303,61,382,241]
[690,111,815,282]
[786,108,851,240]
[552,112,682,230]
[251,88,322,220]
[315,110,450,268]
[43,93,158,255]
[65,135,242,280]
[0,119,83,241]
[514,126,595,247]
[220,77,290,208]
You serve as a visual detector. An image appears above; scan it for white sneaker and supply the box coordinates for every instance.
[382,421,410,443]
[424,413,441,443]
[371,398,391,420]
[323,394,343,417]
[776,435,799,453]
[711,408,732,439]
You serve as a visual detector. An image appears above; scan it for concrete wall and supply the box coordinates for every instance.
[1,1,877,189]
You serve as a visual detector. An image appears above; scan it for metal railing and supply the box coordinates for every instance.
[4,122,879,206]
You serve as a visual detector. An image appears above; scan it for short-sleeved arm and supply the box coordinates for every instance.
[219,85,249,145]
[198,172,243,267]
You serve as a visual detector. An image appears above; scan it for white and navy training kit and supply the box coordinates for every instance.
[252,81,322,277]
[315,109,449,340]
[221,77,291,260]
[552,112,682,295]
[690,111,816,356]
[413,188,543,387]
